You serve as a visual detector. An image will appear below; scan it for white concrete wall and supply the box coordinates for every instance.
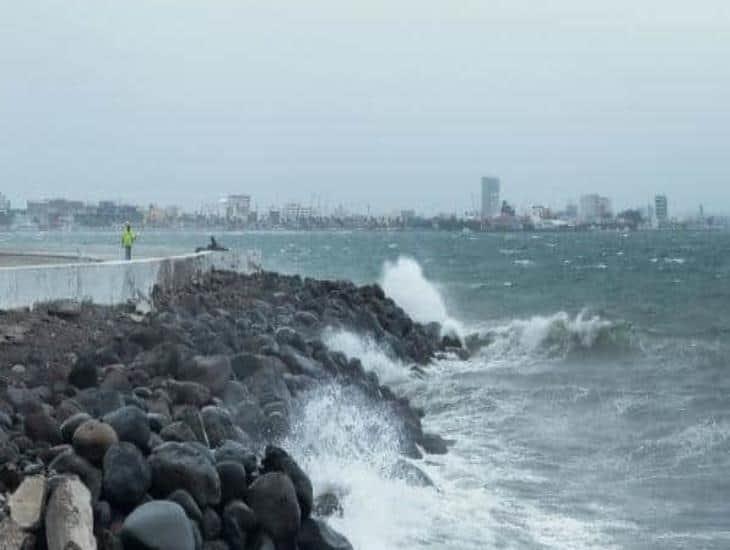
[0,250,261,311]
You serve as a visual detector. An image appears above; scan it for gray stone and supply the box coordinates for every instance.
[45,476,96,550]
[72,420,118,464]
[149,443,221,507]
[60,413,92,444]
[160,421,198,443]
[179,356,232,396]
[166,380,211,408]
[9,475,47,530]
[103,406,151,452]
[297,518,354,550]
[48,450,103,502]
[263,445,313,520]
[120,501,195,550]
[246,473,300,545]
[102,443,151,508]
[0,517,33,549]
[201,407,236,449]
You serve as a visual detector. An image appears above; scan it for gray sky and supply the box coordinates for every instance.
[1,1,729,215]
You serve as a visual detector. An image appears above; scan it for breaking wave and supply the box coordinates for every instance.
[476,311,638,360]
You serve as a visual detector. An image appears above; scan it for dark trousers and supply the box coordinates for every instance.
[125,247,132,261]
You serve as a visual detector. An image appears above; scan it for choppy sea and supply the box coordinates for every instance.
[6,229,730,549]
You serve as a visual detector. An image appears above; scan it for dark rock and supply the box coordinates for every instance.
[97,529,123,550]
[131,343,180,378]
[102,442,151,508]
[213,441,257,475]
[175,407,209,446]
[68,354,99,389]
[103,406,151,452]
[297,518,354,550]
[160,421,198,443]
[245,473,300,545]
[149,443,221,507]
[231,400,266,441]
[245,532,275,550]
[247,370,292,439]
[216,462,248,504]
[275,327,307,353]
[24,410,62,445]
[60,413,92,444]
[94,500,112,530]
[75,389,125,417]
[147,413,171,433]
[178,356,232,396]
[120,501,196,550]
[167,489,203,524]
[278,346,326,379]
[203,542,230,550]
[201,508,222,541]
[390,459,435,488]
[48,450,103,501]
[230,353,287,381]
[262,446,313,520]
[420,433,451,455]
[72,420,119,464]
[166,380,211,408]
[148,432,164,451]
[100,368,132,392]
[201,407,236,449]
[47,299,82,319]
[222,501,257,549]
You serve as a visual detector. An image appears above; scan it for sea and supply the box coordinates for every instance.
[5,229,730,549]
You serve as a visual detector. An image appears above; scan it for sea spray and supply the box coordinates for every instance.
[381,257,465,340]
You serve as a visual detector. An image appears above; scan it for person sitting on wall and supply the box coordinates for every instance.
[196,236,228,253]
[121,222,137,260]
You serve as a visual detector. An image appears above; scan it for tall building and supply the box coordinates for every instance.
[655,195,668,224]
[225,194,251,222]
[481,177,501,219]
[0,193,10,213]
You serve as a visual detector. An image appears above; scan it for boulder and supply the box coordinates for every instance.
[179,356,232,396]
[166,380,211,408]
[45,476,96,550]
[201,407,236,449]
[68,354,98,389]
[120,501,196,550]
[245,473,300,545]
[175,407,209,446]
[216,462,248,504]
[48,450,103,501]
[297,519,354,550]
[75,389,125,418]
[9,475,47,530]
[147,413,171,433]
[102,443,151,508]
[167,489,203,524]
[262,446,313,520]
[420,433,450,455]
[149,443,221,507]
[0,517,34,549]
[222,501,257,549]
[214,441,257,475]
[313,492,344,519]
[278,346,326,379]
[246,370,292,439]
[390,459,435,488]
[230,353,287,381]
[60,413,92,444]
[103,406,151,452]
[201,508,222,541]
[72,420,119,464]
[24,410,62,445]
[160,422,198,443]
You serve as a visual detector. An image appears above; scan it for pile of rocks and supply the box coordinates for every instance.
[0,270,458,549]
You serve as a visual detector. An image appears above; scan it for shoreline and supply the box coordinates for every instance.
[0,269,458,548]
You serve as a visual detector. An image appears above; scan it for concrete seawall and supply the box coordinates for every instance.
[0,250,261,311]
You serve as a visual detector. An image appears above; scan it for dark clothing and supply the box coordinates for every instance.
[125,246,132,261]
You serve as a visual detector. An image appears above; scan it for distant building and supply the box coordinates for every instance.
[579,194,612,223]
[655,195,668,225]
[225,194,251,223]
[481,177,501,220]
[0,193,10,213]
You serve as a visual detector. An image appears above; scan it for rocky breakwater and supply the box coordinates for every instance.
[0,270,460,549]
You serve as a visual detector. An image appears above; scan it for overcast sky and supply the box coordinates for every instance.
[1,1,729,214]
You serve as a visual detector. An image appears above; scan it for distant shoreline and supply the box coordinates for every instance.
[0,251,98,267]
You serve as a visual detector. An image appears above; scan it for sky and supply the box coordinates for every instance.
[1,0,729,215]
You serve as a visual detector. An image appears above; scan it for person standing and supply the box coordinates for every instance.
[121,222,136,260]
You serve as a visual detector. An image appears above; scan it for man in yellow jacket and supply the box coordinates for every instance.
[121,222,137,260]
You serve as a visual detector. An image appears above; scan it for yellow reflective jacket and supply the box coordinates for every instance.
[121,229,136,248]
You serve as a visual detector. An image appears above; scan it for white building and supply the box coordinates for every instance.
[225,194,251,222]
[0,193,10,213]
[579,194,612,223]
[655,195,668,226]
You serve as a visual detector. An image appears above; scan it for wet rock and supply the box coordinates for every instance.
[213,441,257,475]
[216,462,248,504]
[203,542,229,550]
[179,356,232,396]
[247,370,292,439]
[166,380,211,408]
[230,354,287,381]
[149,443,221,507]
[297,518,354,550]
[68,353,99,389]
[97,529,123,550]
[262,446,313,520]
[167,489,203,524]
[160,421,198,443]
[147,413,171,433]
[313,492,344,519]
[175,407,209,446]
[99,368,132,392]
[278,346,326,379]
[222,501,257,549]
[48,450,103,502]
[75,389,125,418]
[47,299,82,319]
[201,508,222,541]
[45,476,96,550]
[390,459,435,488]
[120,501,196,550]
[60,413,92,444]
[245,532,275,550]
[246,473,300,545]
[102,443,151,508]
[420,433,451,455]
[72,420,118,464]
[103,406,151,452]
[94,500,112,531]
[201,407,236,449]
[9,475,47,530]
[24,410,62,445]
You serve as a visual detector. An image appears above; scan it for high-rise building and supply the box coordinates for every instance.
[225,195,251,222]
[481,177,501,219]
[579,194,612,223]
[0,193,10,213]
[655,195,668,224]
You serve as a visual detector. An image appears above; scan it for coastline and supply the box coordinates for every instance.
[0,268,457,549]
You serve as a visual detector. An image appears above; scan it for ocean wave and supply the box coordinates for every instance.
[473,311,638,360]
